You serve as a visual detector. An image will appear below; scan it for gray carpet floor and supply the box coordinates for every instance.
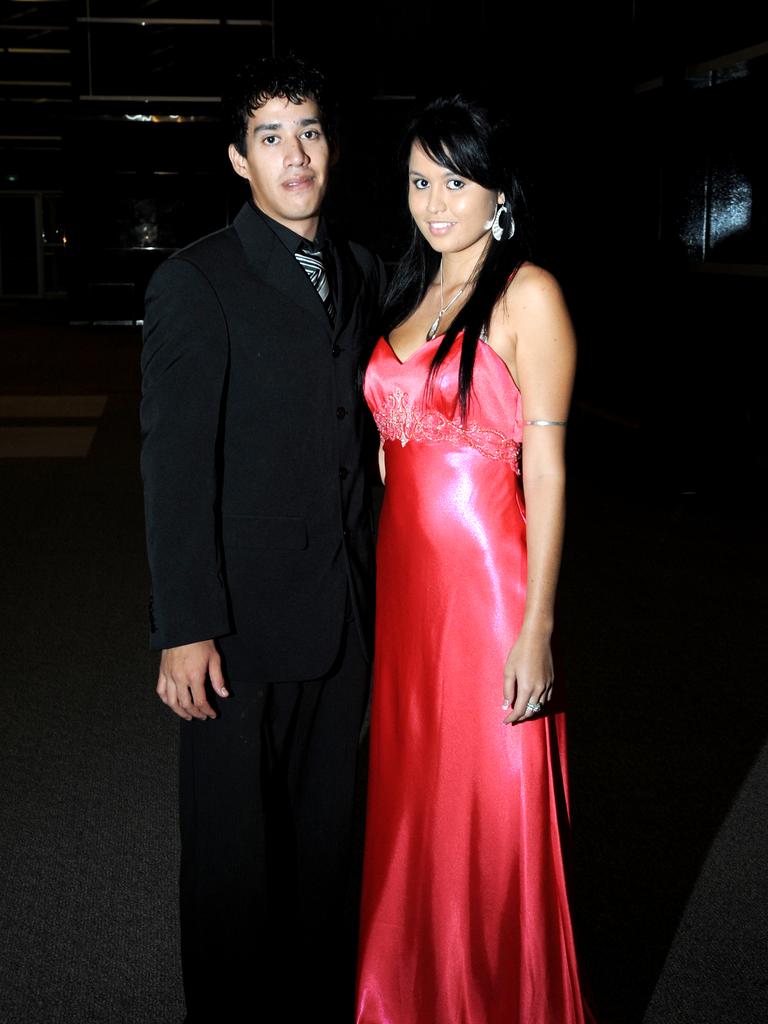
[0,324,766,1024]
[0,393,183,1024]
[643,733,768,1024]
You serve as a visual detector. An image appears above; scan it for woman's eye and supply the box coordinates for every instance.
[447,179,465,190]
[302,129,320,140]
[412,179,429,190]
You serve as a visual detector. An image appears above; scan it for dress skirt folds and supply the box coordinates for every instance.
[356,333,592,1024]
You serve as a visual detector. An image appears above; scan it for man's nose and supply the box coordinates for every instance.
[284,137,309,166]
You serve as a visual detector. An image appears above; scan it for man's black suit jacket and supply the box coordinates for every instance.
[140,201,384,682]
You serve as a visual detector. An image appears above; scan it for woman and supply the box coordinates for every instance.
[356,97,592,1023]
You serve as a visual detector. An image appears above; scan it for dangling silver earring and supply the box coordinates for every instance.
[491,202,515,242]
[491,203,505,241]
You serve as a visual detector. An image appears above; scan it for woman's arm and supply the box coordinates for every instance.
[492,266,577,724]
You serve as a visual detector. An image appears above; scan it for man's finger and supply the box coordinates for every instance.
[185,676,217,720]
[164,676,193,721]
[192,692,217,719]
[208,654,228,698]
[181,688,209,720]
[170,675,204,720]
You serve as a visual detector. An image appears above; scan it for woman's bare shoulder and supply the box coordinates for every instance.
[504,262,565,309]
[493,262,575,357]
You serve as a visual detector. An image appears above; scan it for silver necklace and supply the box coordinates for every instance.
[426,260,466,341]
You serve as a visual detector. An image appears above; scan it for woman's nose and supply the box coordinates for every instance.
[426,187,447,213]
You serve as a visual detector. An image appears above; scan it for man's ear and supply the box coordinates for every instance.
[228,143,250,181]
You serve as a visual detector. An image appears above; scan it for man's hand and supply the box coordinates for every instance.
[156,640,228,721]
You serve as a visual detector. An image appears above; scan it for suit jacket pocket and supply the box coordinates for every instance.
[222,514,308,551]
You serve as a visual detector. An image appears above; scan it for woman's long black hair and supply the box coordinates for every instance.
[383,96,533,418]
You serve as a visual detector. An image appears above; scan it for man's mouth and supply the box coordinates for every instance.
[283,175,315,191]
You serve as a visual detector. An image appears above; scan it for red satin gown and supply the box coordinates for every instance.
[356,332,591,1024]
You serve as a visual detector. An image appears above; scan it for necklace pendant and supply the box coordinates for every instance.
[426,313,441,341]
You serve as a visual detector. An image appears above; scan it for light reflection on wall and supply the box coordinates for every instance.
[709,167,752,247]
[680,166,753,260]
[679,173,707,259]
[675,47,767,265]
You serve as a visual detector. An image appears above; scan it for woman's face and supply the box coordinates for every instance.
[408,141,502,256]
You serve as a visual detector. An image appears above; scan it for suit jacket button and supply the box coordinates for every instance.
[332,344,341,357]
[336,406,347,419]
[343,527,350,539]
[339,466,349,480]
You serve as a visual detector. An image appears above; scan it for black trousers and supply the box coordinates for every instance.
[179,621,369,1023]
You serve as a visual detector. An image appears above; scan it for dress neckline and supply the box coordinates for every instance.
[383,333,444,366]
[380,332,520,393]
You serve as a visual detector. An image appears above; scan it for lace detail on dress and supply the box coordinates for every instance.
[374,387,521,470]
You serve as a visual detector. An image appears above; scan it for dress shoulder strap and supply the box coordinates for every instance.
[507,262,523,286]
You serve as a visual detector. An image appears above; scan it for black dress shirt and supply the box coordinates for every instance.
[250,201,337,309]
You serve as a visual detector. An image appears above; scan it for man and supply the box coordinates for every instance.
[140,56,384,1023]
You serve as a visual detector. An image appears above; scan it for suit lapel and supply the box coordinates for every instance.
[233,203,333,337]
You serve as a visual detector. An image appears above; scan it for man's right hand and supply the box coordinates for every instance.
[156,640,228,721]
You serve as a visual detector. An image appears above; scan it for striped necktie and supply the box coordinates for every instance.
[295,242,335,323]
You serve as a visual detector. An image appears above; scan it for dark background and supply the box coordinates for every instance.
[1,3,767,1023]
[3,1,768,482]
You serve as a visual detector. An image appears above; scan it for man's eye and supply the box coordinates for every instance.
[263,135,279,145]
[301,129,320,140]
[447,179,465,190]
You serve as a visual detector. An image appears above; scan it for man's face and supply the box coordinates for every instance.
[229,94,330,237]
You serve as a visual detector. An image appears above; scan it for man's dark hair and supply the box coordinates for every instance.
[226,55,336,156]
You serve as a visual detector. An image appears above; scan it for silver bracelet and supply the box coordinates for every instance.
[524,419,567,427]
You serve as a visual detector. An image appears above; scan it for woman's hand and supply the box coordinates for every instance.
[502,626,554,724]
